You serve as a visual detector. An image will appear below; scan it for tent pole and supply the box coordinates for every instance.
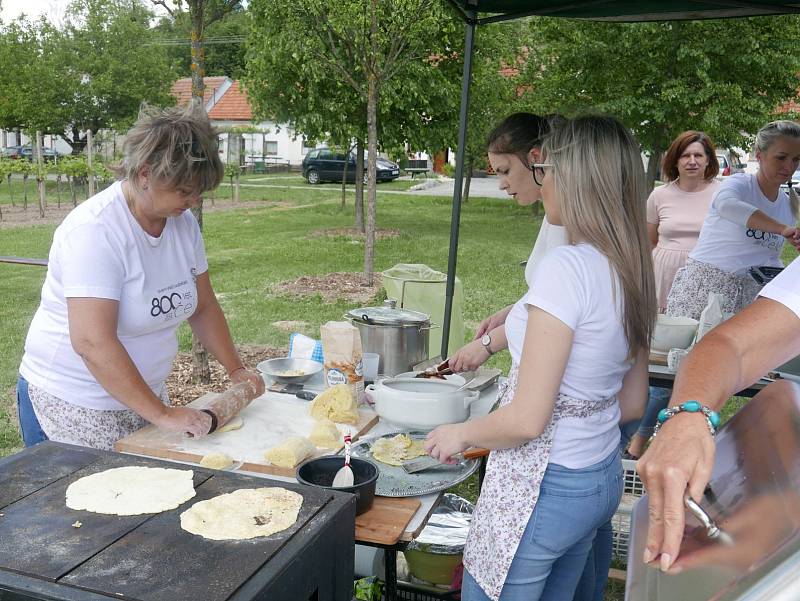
[441,8,476,358]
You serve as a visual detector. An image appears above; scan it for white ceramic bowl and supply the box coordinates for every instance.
[365,377,479,430]
[651,315,699,355]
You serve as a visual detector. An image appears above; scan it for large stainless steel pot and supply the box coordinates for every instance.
[346,300,432,376]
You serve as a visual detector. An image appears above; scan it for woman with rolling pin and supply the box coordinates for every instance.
[16,103,263,451]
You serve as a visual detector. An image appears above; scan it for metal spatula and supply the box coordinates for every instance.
[402,447,490,473]
[332,434,354,487]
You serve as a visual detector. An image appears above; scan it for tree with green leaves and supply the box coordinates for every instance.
[0,0,176,153]
[246,0,459,283]
[522,16,800,187]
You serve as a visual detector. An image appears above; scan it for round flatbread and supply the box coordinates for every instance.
[66,466,196,515]
[180,487,303,541]
[371,434,427,466]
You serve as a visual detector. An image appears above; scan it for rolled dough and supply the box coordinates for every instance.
[309,419,341,449]
[199,452,234,470]
[65,466,196,515]
[264,436,315,468]
[180,487,303,540]
[217,416,243,433]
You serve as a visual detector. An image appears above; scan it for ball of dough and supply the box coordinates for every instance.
[216,416,243,433]
[199,452,234,470]
[309,384,358,424]
[309,419,342,449]
[264,436,316,468]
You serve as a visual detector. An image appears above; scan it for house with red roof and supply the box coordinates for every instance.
[170,76,312,167]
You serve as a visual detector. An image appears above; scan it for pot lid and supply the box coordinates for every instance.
[346,305,430,326]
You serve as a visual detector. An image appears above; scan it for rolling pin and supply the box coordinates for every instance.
[197,380,261,435]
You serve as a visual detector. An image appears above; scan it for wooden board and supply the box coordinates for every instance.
[116,391,378,478]
[355,496,420,546]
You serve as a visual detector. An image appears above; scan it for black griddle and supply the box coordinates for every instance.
[0,442,355,601]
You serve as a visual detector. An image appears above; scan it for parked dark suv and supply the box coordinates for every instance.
[302,148,400,184]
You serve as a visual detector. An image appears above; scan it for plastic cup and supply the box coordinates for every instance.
[362,352,380,383]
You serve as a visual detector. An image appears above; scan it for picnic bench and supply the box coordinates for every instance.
[247,156,292,174]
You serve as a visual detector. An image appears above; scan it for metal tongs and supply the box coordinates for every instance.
[416,359,453,379]
[684,494,734,546]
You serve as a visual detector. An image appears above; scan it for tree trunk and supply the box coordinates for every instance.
[36,132,45,218]
[646,149,662,192]
[364,0,379,287]
[341,146,350,210]
[22,175,28,210]
[70,177,76,207]
[462,158,473,204]
[190,10,211,385]
[56,175,62,208]
[8,174,14,207]
[354,139,365,232]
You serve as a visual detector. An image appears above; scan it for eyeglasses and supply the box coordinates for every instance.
[531,163,553,187]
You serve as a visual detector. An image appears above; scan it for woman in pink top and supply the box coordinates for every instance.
[647,131,720,311]
[625,131,721,461]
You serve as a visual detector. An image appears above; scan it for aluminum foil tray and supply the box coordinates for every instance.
[349,430,480,497]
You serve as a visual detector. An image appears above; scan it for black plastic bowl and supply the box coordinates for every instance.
[296,456,379,515]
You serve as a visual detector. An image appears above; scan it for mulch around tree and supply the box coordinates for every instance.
[166,344,285,406]
[308,227,400,240]
[271,271,383,304]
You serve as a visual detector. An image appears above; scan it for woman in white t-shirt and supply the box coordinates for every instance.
[16,104,264,451]
[666,120,800,320]
[425,115,656,601]
[450,112,567,373]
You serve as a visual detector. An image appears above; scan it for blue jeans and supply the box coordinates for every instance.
[462,448,623,601]
[16,375,48,446]
[635,386,672,438]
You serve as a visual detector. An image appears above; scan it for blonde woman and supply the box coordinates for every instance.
[426,115,656,601]
[16,104,264,450]
[666,120,800,319]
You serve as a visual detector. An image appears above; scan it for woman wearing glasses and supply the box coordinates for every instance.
[449,112,567,373]
[16,104,264,451]
[426,115,655,600]
[666,120,800,320]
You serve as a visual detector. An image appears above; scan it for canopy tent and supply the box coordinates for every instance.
[438,0,800,356]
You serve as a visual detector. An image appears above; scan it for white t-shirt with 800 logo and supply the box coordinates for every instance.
[690,173,793,275]
[20,181,208,410]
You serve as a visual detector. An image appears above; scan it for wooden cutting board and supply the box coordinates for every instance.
[355,496,421,545]
[115,391,378,478]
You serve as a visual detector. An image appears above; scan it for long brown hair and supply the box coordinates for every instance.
[661,130,719,181]
[542,115,657,355]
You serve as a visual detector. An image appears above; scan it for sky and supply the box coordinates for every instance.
[1,0,70,23]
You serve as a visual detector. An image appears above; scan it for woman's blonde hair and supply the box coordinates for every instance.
[542,115,657,355]
[755,119,800,219]
[115,102,223,195]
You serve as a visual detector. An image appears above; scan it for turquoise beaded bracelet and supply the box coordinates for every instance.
[651,400,721,438]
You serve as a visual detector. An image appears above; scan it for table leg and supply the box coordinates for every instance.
[384,548,397,601]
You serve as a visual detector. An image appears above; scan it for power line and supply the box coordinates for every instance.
[145,36,246,46]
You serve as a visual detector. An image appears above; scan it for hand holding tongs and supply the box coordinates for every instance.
[416,359,453,379]
[684,494,734,545]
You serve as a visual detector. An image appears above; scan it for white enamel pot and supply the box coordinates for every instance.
[365,377,480,430]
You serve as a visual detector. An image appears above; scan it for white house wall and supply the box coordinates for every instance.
[213,120,308,166]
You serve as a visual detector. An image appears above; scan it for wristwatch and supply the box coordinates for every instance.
[480,333,494,356]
